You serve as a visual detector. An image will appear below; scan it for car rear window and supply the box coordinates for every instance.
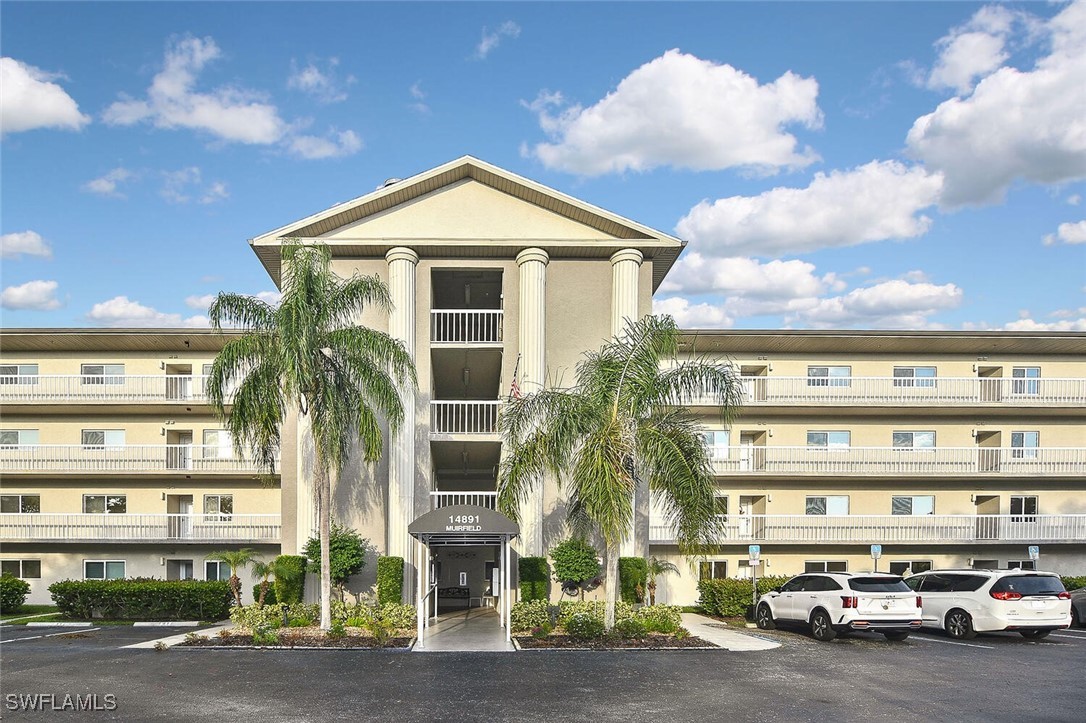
[848,577,910,592]
[990,575,1066,596]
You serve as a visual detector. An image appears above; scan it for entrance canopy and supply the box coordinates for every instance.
[409,504,519,546]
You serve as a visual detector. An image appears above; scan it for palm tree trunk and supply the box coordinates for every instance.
[604,544,619,630]
[316,455,333,631]
[258,580,269,607]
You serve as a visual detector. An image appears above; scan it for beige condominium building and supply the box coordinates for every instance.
[2,156,1084,607]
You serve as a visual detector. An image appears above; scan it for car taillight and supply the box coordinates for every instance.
[990,590,1023,601]
[841,596,859,608]
[1058,592,1071,600]
[917,596,923,608]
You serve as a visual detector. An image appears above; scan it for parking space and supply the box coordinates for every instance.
[0,623,208,651]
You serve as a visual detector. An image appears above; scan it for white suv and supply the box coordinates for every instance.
[904,569,1072,639]
[756,572,922,642]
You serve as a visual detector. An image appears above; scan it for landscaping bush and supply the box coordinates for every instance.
[550,538,601,599]
[511,600,552,632]
[635,604,683,634]
[697,575,792,618]
[518,557,550,602]
[231,603,286,630]
[556,600,634,626]
[303,523,369,593]
[565,611,605,640]
[619,557,649,603]
[272,555,307,604]
[49,579,232,621]
[0,573,31,613]
[376,556,404,605]
[1061,576,1086,591]
[253,584,278,606]
[530,622,553,639]
[613,617,648,639]
[376,603,417,630]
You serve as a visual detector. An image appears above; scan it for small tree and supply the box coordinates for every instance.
[251,560,275,607]
[304,522,368,600]
[646,556,680,605]
[206,549,258,606]
[550,538,601,601]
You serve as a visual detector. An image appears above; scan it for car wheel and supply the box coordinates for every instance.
[756,603,776,630]
[1020,630,1051,639]
[810,610,837,641]
[1072,606,1082,628]
[883,631,910,641]
[945,609,977,640]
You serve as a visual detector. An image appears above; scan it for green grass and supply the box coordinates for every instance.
[0,605,59,622]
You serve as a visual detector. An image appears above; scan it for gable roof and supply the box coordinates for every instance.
[249,155,685,290]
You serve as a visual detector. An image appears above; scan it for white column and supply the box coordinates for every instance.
[386,247,419,600]
[516,248,549,555]
[415,538,424,647]
[612,249,646,558]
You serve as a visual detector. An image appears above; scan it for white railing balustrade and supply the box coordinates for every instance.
[704,446,1086,476]
[430,492,498,510]
[0,513,281,543]
[0,375,222,404]
[430,401,501,435]
[430,310,503,344]
[649,514,1086,544]
[0,445,274,474]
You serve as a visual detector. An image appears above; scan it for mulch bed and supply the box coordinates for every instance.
[178,630,413,649]
[515,634,714,649]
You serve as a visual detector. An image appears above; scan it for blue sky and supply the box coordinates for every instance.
[1,1,1083,330]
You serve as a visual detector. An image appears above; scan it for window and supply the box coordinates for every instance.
[1006,560,1037,571]
[779,576,808,593]
[0,494,41,513]
[889,561,932,576]
[893,366,936,387]
[848,577,911,592]
[81,364,125,385]
[202,430,234,459]
[804,576,843,592]
[891,495,935,516]
[807,366,851,387]
[1,560,41,578]
[1011,431,1040,459]
[83,495,126,514]
[205,560,231,582]
[892,431,935,450]
[702,430,729,461]
[0,430,39,448]
[81,429,125,448]
[1012,367,1040,396]
[1010,495,1038,522]
[807,431,850,449]
[0,364,38,385]
[806,496,849,515]
[804,561,848,573]
[204,494,233,520]
[84,560,125,580]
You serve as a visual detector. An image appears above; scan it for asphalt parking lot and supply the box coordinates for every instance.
[1,623,1084,722]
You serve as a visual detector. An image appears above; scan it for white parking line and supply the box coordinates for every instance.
[911,636,994,649]
[1049,634,1085,640]
[0,627,101,644]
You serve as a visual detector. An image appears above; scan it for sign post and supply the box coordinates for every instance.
[748,545,761,610]
[1028,545,1040,569]
[870,544,882,573]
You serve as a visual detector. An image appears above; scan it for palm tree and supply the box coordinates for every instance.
[498,315,743,629]
[646,556,680,606]
[206,548,258,606]
[206,243,416,629]
[250,559,274,607]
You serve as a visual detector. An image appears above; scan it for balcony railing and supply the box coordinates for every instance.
[686,376,1086,407]
[0,513,281,543]
[430,310,503,344]
[0,375,223,404]
[705,446,1086,476]
[649,514,1086,544]
[0,445,274,474]
[430,401,501,435]
[430,491,498,510]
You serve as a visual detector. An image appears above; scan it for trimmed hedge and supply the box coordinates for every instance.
[377,556,404,605]
[698,575,792,618]
[1061,576,1086,591]
[229,600,416,631]
[273,555,307,604]
[619,557,649,603]
[1,573,31,613]
[519,557,550,602]
[48,579,232,621]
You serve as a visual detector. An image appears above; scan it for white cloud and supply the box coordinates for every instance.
[186,290,279,310]
[475,21,521,60]
[907,0,1086,206]
[660,254,836,298]
[409,82,430,114]
[0,57,90,134]
[1068,194,1082,206]
[676,160,943,257]
[1,280,62,310]
[86,295,208,328]
[82,168,133,198]
[287,129,362,160]
[160,167,229,204]
[927,5,1020,94]
[1003,316,1086,331]
[287,58,354,104]
[787,280,963,329]
[652,297,734,329]
[0,230,52,259]
[526,49,822,176]
[1042,220,1086,245]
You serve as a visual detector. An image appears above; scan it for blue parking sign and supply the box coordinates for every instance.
[870,544,882,559]
[1028,545,1040,560]
[748,544,760,560]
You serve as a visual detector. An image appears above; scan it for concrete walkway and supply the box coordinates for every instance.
[681,613,780,651]
[414,607,514,652]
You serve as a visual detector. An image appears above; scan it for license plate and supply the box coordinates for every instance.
[1029,600,1047,609]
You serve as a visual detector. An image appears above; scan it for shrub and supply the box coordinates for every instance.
[253,584,278,606]
[376,556,404,605]
[0,573,31,613]
[635,604,683,634]
[556,600,633,627]
[565,612,605,640]
[530,622,553,639]
[550,538,601,598]
[697,575,792,618]
[511,600,552,632]
[327,619,346,640]
[518,557,550,602]
[1060,576,1086,591]
[231,603,286,630]
[377,603,417,630]
[613,617,648,639]
[303,523,369,592]
[365,616,395,645]
[252,625,280,646]
[48,579,231,621]
[619,557,649,603]
[273,555,307,605]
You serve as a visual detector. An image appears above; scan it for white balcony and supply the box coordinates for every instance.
[687,376,1086,408]
[650,514,1086,545]
[0,375,222,405]
[430,491,498,510]
[705,446,1086,477]
[430,401,501,436]
[0,445,274,475]
[430,310,503,344]
[0,513,281,543]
